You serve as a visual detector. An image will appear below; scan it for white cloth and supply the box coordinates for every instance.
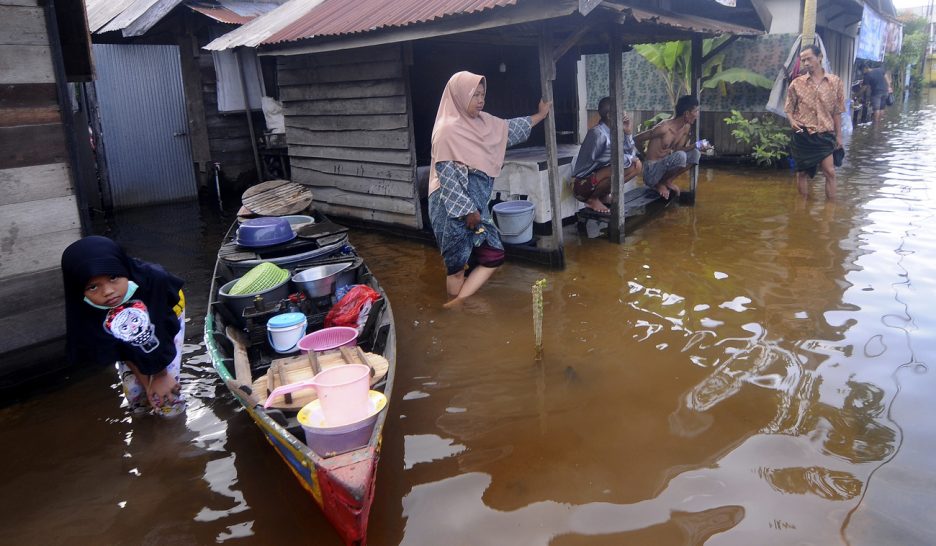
[212,48,264,112]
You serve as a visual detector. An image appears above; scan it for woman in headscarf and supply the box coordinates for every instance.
[61,236,186,416]
[429,71,550,306]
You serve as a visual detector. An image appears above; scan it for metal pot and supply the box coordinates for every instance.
[218,276,291,319]
[292,263,352,299]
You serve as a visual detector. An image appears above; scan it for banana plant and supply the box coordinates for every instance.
[633,37,772,110]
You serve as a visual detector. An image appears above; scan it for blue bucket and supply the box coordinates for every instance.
[492,200,535,245]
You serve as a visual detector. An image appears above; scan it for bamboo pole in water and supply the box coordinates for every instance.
[533,278,546,358]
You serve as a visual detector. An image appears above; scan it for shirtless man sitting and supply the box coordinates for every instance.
[635,95,706,199]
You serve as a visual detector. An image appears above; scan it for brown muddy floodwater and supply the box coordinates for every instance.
[3,97,935,546]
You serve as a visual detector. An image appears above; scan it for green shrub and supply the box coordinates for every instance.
[723,110,791,167]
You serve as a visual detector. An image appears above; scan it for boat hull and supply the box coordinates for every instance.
[204,233,395,545]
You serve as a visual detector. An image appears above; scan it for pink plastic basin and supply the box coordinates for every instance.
[297,326,358,353]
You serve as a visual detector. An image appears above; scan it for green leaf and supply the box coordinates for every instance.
[633,44,665,71]
[702,68,772,89]
[662,41,685,71]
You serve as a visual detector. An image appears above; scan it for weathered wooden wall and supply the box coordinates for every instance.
[279,44,419,229]
[0,0,80,357]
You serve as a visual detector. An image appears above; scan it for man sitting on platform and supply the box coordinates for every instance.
[570,96,641,214]
[635,95,707,199]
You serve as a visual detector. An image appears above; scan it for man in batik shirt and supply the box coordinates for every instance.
[784,44,845,200]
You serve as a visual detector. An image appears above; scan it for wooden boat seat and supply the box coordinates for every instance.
[255,349,389,411]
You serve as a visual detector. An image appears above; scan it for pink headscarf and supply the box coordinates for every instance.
[428,71,509,194]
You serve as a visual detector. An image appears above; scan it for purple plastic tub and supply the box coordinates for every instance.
[297,391,387,457]
[235,217,296,247]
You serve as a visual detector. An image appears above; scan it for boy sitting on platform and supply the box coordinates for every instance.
[570,96,641,214]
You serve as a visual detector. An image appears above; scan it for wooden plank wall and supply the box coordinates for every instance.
[199,49,264,185]
[278,45,419,228]
[0,0,80,355]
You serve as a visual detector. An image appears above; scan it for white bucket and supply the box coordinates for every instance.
[492,200,535,244]
[267,314,308,354]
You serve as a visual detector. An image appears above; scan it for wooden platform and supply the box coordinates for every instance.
[575,188,695,239]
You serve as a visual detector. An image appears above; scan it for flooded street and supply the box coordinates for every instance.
[2,96,935,545]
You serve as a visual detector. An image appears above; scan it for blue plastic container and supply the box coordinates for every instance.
[492,200,535,245]
[267,312,307,353]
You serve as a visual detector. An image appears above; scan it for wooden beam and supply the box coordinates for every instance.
[748,0,773,33]
[538,24,564,266]
[551,22,594,62]
[579,0,602,16]
[689,35,701,201]
[608,25,626,244]
[701,35,740,64]
[235,48,263,184]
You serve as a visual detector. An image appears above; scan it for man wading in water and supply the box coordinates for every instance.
[784,44,845,200]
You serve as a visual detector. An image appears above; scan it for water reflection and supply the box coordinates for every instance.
[4,102,936,545]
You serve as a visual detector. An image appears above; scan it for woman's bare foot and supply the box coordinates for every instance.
[664,181,681,197]
[653,184,670,199]
[443,297,465,309]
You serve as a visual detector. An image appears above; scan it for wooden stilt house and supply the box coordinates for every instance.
[0,0,93,392]
[207,0,766,264]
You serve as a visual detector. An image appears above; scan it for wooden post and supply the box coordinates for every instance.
[532,278,546,359]
[538,24,565,267]
[235,47,264,184]
[608,26,626,244]
[802,0,817,46]
[177,15,211,188]
[688,35,702,202]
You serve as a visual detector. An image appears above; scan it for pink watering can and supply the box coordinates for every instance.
[264,364,371,426]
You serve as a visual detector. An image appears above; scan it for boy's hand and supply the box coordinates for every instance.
[147,370,180,408]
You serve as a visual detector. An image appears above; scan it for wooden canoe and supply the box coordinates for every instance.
[204,217,395,545]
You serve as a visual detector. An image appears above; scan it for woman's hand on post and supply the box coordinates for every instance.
[531,99,552,126]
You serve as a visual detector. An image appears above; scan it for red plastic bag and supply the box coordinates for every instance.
[325,285,380,330]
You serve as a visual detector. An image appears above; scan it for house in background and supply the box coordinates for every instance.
[81,0,286,209]
[585,0,900,156]
[899,2,936,84]
[0,0,93,392]
[205,0,766,251]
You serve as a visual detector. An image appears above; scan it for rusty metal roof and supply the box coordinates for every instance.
[205,0,763,52]
[186,1,282,25]
[205,0,520,50]
[626,6,763,36]
[269,0,519,43]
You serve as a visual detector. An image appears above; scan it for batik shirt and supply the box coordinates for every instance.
[784,72,845,134]
[435,116,533,218]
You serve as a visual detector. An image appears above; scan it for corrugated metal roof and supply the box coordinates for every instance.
[205,0,519,50]
[186,1,281,25]
[86,0,279,35]
[269,0,519,43]
[627,6,762,36]
[204,0,326,49]
[99,0,181,34]
[85,0,142,33]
